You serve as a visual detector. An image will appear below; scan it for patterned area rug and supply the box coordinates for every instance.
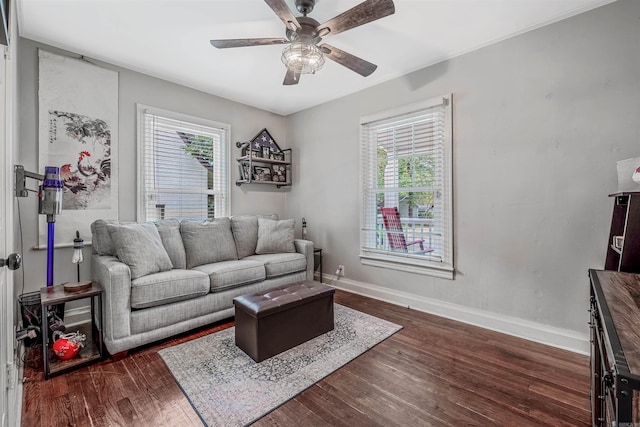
[159,304,402,426]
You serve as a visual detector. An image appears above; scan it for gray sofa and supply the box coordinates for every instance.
[91,215,314,355]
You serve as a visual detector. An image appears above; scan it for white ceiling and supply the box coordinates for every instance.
[16,0,616,116]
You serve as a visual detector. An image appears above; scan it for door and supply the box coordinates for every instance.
[0,38,9,426]
[1,2,18,423]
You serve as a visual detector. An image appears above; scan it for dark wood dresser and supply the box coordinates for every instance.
[605,192,640,273]
[589,269,640,425]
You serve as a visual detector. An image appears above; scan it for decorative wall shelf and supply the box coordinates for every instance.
[235,151,292,188]
[235,129,291,188]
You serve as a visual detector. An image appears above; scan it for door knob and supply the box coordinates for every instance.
[0,253,21,270]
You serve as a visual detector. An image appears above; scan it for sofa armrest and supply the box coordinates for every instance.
[294,239,314,281]
[91,254,132,343]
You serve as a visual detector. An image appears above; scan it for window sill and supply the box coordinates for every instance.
[360,253,454,280]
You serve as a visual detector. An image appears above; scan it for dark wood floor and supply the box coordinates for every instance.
[21,290,591,426]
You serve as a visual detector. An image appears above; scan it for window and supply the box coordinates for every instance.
[360,95,453,279]
[137,105,230,222]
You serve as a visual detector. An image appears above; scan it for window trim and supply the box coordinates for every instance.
[359,95,454,279]
[136,104,231,221]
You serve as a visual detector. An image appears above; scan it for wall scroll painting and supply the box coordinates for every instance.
[38,50,119,247]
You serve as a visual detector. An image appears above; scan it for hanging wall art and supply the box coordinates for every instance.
[38,50,119,247]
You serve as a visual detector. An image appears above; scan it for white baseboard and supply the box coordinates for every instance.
[62,279,589,354]
[329,275,589,355]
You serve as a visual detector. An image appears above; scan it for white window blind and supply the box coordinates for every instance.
[138,106,230,222]
[360,95,453,278]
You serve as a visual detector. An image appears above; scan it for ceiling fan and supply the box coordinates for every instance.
[210,0,395,85]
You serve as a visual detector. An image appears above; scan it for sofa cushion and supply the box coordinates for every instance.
[130,269,210,309]
[192,260,265,293]
[255,218,296,254]
[230,214,278,259]
[91,219,134,256]
[181,218,238,269]
[244,253,307,278]
[154,219,187,269]
[107,223,173,280]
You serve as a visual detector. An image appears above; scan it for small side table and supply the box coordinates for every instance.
[40,282,104,379]
[314,248,323,283]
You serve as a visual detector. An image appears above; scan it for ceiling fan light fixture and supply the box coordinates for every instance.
[281,40,325,74]
[317,27,330,37]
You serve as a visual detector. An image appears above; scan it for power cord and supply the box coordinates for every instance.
[15,197,45,347]
[16,196,25,297]
[325,267,343,287]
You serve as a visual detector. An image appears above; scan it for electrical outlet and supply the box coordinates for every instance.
[336,265,345,278]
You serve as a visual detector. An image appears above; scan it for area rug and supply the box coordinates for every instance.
[159,304,402,426]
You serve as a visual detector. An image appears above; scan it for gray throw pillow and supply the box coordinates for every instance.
[155,219,187,270]
[91,219,134,256]
[181,218,238,269]
[231,214,278,259]
[255,218,296,254]
[107,223,173,279]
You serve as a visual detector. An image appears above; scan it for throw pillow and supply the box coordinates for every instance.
[230,214,278,259]
[255,218,296,254]
[91,219,134,256]
[154,219,187,269]
[107,223,173,280]
[181,218,238,269]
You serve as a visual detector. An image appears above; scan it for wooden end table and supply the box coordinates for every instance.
[40,282,104,379]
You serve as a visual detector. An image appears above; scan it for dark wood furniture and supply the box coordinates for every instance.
[40,282,104,379]
[589,269,640,426]
[605,192,640,273]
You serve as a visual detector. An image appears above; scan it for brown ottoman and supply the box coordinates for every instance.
[233,281,335,362]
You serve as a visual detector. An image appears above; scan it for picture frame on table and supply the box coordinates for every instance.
[262,146,270,158]
[271,164,287,183]
[253,166,272,182]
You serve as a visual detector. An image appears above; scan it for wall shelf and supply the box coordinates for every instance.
[235,144,291,189]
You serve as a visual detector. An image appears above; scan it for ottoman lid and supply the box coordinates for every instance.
[233,281,334,318]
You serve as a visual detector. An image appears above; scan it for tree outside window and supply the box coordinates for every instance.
[360,95,453,278]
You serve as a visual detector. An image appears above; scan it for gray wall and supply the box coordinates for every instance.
[14,0,640,348]
[286,0,640,338]
[16,38,288,295]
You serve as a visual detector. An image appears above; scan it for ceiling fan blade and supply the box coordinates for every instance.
[283,68,300,85]
[320,44,377,77]
[264,0,301,32]
[210,38,290,49]
[317,0,395,37]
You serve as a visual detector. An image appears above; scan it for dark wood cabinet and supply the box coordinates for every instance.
[589,269,640,426]
[605,192,640,273]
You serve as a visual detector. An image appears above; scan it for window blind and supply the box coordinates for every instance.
[140,109,229,222]
[360,95,453,276]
